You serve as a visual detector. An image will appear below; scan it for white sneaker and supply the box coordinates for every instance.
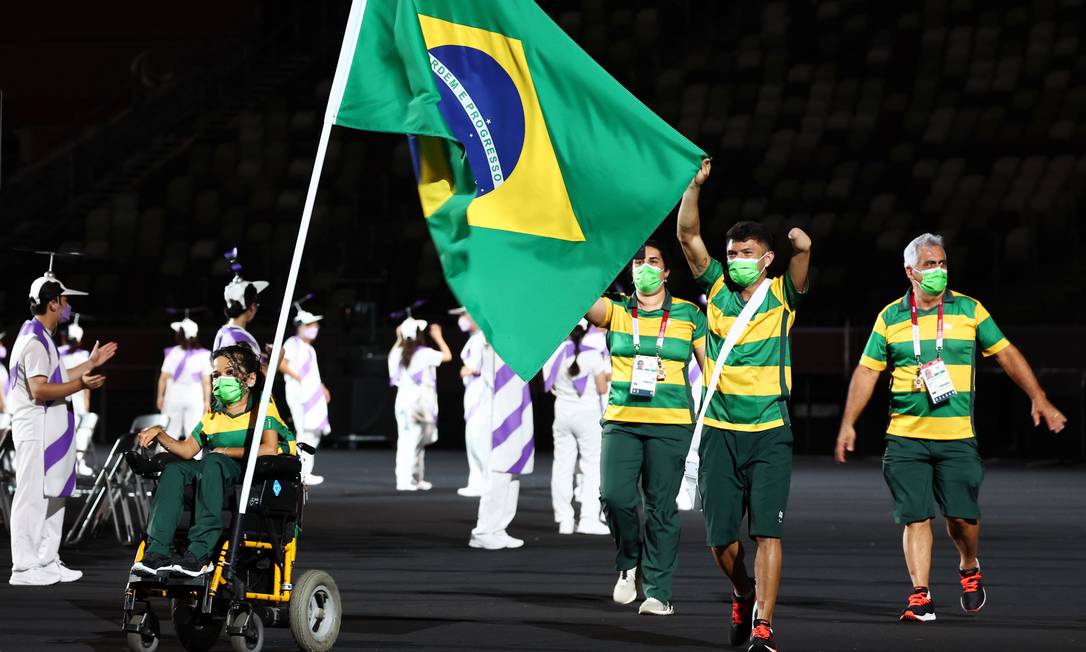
[76,460,95,477]
[575,519,610,535]
[612,568,638,604]
[9,566,59,586]
[500,533,524,549]
[457,486,482,497]
[558,519,575,535]
[52,560,82,583]
[415,480,433,491]
[302,474,324,486]
[638,597,675,616]
[468,533,507,550]
[396,483,418,491]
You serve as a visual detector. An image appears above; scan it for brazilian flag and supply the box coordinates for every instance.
[329,0,705,379]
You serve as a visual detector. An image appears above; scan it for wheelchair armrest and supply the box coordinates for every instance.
[124,450,183,478]
[251,455,302,482]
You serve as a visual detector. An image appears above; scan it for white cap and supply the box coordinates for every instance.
[29,272,88,304]
[171,317,199,339]
[223,276,269,307]
[447,306,467,315]
[399,317,427,340]
[294,308,323,326]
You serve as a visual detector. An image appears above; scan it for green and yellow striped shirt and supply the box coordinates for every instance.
[697,258,803,432]
[191,395,297,455]
[859,289,1009,440]
[600,291,707,425]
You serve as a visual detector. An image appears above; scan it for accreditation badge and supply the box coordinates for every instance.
[919,359,957,405]
[630,355,659,397]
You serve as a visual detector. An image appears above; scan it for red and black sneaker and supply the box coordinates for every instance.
[730,587,756,646]
[747,618,778,652]
[959,566,986,613]
[899,586,936,622]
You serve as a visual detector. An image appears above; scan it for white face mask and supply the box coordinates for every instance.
[302,325,319,340]
[457,316,471,332]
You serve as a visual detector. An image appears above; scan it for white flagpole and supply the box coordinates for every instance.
[227,0,368,568]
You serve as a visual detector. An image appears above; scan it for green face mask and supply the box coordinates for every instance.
[917,267,948,295]
[213,375,246,404]
[632,264,663,294]
[727,254,768,287]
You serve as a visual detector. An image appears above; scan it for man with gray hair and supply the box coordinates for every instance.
[834,233,1065,622]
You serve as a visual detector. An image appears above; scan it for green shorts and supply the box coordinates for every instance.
[698,425,793,545]
[882,435,984,525]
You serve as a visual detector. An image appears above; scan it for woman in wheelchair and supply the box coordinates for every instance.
[132,344,296,578]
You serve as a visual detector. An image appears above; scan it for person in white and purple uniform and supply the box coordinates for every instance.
[156,317,211,442]
[388,317,452,491]
[544,319,611,536]
[451,307,490,498]
[57,317,90,416]
[213,254,268,359]
[0,334,9,416]
[7,266,117,586]
[280,307,331,486]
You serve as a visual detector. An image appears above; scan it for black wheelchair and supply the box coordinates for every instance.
[121,447,341,651]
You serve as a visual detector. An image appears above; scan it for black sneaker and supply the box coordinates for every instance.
[748,618,778,652]
[173,551,214,577]
[730,587,756,646]
[899,586,936,622]
[959,567,986,613]
[131,551,175,577]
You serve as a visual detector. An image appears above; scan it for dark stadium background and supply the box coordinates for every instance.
[1,0,1083,461]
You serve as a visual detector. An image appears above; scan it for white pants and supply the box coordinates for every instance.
[394,394,435,487]
[10,439,65,573]
[551,403,602,525]
[472,471,520,536]
[296,429,322,476]
[463,411,491,491]
[163,384,204,440]
[287,394,324,477]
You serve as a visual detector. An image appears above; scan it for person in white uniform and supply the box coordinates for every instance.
[469,348,535,550]
[58,318,95,476]
[280,305,332,486]
[156,316,212,442]
[0,334,10,416]
[452,308,490,497]
[388,318,451,491]
[214,249,268,359]
[8,266,117,586]
[545,320,611,535]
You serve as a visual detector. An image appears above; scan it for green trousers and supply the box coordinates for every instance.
[599,422,691,604]
[145,453,242,558]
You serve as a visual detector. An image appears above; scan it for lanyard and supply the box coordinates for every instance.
[630,294,670,357]
[909,291,943,363]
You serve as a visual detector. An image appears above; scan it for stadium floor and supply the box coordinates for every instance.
[1,449,1083,651]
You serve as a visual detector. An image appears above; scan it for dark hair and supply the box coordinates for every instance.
[175,329,200,350]
[224,284,259,319]
[211,344,265,398]
[400,332,429,369]
[29,281,63,316]
[567,324,587,377]
[726,221,774,252]
[634,239,670,270]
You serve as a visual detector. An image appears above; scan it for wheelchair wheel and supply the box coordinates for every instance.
[289,569,342,652]
[227,609,264,652]
[125,610,160,652]
[171,599,224,652]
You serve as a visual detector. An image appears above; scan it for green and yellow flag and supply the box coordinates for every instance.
[328,0,704,379]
